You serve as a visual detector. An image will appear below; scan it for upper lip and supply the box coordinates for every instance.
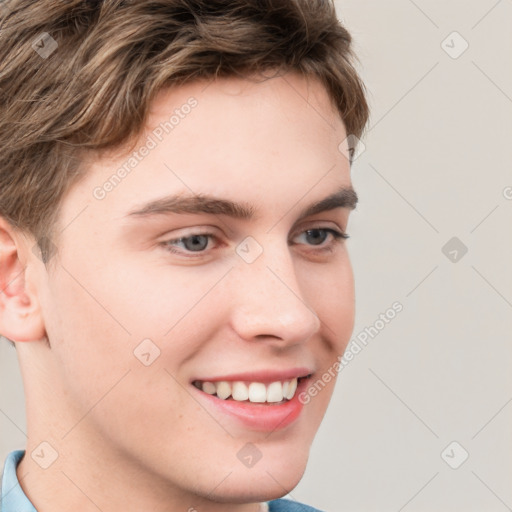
[191,367,314,384]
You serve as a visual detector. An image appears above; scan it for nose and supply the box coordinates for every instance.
[228,241,321,347]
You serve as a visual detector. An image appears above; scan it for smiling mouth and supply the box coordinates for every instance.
[192,375,311,404]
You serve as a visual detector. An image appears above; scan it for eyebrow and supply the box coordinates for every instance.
[126,186,358,221]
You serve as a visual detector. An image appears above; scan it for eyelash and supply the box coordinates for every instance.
[160,227,349,257]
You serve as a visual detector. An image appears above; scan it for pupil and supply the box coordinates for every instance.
[185,235,208,251]
[306,229,326,245]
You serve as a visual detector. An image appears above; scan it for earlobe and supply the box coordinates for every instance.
[0,219,47,343]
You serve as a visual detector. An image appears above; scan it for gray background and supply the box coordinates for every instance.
[1,1,511,510]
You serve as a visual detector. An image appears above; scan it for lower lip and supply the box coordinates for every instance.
[191,378,310,432]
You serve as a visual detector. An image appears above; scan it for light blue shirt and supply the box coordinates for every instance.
[1,449,322,512]
[1,450,37,512]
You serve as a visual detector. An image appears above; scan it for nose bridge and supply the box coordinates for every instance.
[229,239,321,343]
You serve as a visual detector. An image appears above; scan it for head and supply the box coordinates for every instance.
[0,0,368,507]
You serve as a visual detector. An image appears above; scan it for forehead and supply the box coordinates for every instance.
[58,73,351,234]
[148,72,341,130]
[139,72,346,174]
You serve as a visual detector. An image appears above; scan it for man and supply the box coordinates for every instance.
[0,1,369,510]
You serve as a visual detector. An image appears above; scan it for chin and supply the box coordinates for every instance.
[206,475,307,504]
[200,448,310,503]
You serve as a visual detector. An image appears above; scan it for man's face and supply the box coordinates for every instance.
[27,73,355,502]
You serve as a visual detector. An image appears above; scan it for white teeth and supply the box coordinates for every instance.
[266,381,283,403]
[216,381,231,400]
[202,382,216,395]
[198,377,301,403]
[232,381,249,401]
[285,378,297,400]
[248,382,267,403]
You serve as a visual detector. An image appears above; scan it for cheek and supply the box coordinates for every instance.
[40,259,145,410]
[42,264,199,433]
[106,255,230,336]
[45,257,230,414]
[333,270,355,351]
[304,252,355,350]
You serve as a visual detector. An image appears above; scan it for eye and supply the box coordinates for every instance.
[160,226,349,258]
[291,228,348,249]
[161,232,217,255]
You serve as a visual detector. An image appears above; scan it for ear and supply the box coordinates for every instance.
[0,218,46,343]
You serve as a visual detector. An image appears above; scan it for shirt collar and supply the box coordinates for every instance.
[1,450,37,512]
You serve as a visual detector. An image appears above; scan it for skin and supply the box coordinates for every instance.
[0,72,356,512]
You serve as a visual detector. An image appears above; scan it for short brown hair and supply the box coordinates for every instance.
[0,0,368,261]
